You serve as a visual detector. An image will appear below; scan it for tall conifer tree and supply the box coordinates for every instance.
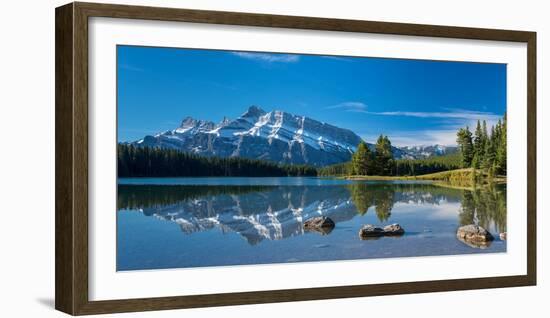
[457,127,474,168]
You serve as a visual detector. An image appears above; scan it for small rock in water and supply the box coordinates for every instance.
[456,224,494,249]
[499,232,507,240]
[359,223,406,239]
[303,216,335,235]
[358,224,385,239]
[383,223,405,236]
[457,224,494,241]
[304,216,335,229]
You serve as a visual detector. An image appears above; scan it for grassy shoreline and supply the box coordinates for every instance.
[340,168,506,189]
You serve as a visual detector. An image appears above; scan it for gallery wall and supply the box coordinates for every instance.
[0,0,547,317]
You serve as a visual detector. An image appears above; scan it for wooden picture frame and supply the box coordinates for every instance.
[55,2,536,315]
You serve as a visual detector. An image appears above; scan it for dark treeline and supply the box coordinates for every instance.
[456,116,507,176]
[319,153,461,177]
[317,161,351,176]
[118,184,272,210]
[118,144,318,177]
[319,136,461,177]
[393,152,462,176]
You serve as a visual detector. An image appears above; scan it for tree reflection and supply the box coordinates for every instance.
[374,186,394,222]
[349,182,506,230]
[117,185,272,211]
[348,184,394,222]
[458,184,507,233]
[118,182,506,244]
[348,183,374,215]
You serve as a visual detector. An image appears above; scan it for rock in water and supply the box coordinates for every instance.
[303,216,335,235]
[457,225,494,241]
[456,225,494,248]
[303,216,335,229]
[358,224,385,238]
[383,223,405,236]
[499,232,507,240]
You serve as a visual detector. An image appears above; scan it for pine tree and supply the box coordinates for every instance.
[473,120,485,168]
[482,125,496,171]
[482,120,489,157]
[352,141,373,175]
[472,154,480,170]
[456,127,474,168]
[455,114,506,177]
[495,116,507,175]
[374,135,394,175]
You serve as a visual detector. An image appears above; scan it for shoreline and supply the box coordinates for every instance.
[339,168,507,190]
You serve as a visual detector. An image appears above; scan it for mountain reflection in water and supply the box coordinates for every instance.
[118,183,506,246]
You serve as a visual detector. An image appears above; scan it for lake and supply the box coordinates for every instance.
[117,177,506,271]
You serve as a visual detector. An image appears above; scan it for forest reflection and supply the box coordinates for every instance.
[458,184,507,233]
[118,182,506,239]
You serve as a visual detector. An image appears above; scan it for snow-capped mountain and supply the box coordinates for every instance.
[133,105,408,166]
[397,144,458,159]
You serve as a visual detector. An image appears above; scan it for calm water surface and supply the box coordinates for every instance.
[117,177,506,271]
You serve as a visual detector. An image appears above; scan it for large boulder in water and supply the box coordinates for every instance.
[457,225,494,248]
[303,216,335,235]
[383,223,405,236]
[358,224,385,239]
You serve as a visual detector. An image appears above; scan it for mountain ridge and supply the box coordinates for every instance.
[397,144,458,159]
[131,105,439,166]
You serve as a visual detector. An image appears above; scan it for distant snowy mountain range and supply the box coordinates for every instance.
[130,106,454,166]
[397,144,458,159]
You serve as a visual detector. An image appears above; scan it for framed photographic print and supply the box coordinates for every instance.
[55,2,537,315]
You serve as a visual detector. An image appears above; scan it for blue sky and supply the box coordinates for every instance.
[117,45,506,146]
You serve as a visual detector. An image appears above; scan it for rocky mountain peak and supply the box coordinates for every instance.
[176,116,215,134]
[242,105,267,118]
[180,116,197,128]
[219,116,231,127]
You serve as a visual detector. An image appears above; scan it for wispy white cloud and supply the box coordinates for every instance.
[325,101,367,112]
[332,104,502,121]
[231,52,299,63]
[362,116,503,147]
[360,107,503,146]
[368,109,502,121]
[328,102,504,147]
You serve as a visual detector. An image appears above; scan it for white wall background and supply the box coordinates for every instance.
[0,0,547,316]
